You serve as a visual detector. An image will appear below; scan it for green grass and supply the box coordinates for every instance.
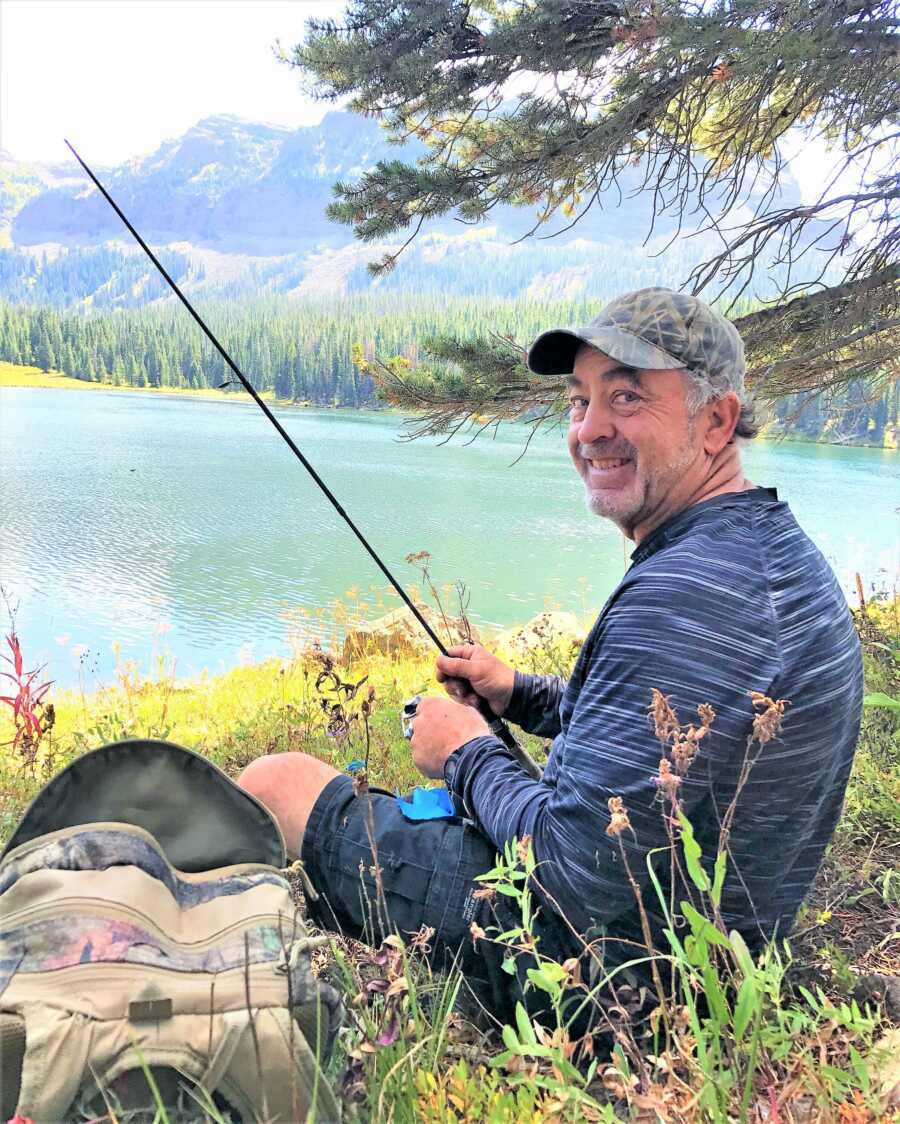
[0,359,295,404]
[1,359,126,391]
[0,359,239,398]
[1,600,897,1122]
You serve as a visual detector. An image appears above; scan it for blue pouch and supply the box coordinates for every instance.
[395,786,456,821]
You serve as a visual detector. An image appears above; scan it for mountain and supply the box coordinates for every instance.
[8,111,806,252]
[0,152,89,248]
[7,114,385,253]
[1,111,807,307]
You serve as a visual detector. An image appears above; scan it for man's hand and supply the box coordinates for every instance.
[410,695,490,779]
[435,643,515,717]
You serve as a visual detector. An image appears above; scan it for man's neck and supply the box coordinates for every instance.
[631,445,753,546]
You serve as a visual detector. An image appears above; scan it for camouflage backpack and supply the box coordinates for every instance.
[0,739,342,1123]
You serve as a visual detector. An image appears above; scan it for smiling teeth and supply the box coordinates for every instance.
[590,458,629,469]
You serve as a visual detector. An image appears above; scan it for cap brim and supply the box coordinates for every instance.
[527,325,685,375]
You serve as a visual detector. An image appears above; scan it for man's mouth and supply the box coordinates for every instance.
[587,457,631,470]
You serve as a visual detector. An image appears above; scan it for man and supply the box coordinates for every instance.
[239,288,862,1024]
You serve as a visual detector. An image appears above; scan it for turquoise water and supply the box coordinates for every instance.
[1,387,897,687]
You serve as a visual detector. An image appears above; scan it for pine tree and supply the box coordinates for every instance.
[292,0,899,431]
[61,342,77,377]
[34,330,54,373]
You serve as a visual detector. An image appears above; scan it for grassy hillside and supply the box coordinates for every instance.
[1,600,897,1121]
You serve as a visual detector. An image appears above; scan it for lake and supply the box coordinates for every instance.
[2,387,897,688]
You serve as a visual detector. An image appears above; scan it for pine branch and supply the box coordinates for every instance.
[291,0,899,404]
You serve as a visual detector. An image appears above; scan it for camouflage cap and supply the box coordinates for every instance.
[527,287,746,391]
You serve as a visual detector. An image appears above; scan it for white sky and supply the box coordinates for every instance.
[0,0,343,165]
[0,0,861,210]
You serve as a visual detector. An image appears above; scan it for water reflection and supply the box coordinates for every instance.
[1,387,897,686]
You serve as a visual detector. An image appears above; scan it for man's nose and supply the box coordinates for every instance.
[576,398,616,444]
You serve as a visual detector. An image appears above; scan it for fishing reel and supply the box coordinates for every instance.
[401,694,421,740]
[401,691,542,779]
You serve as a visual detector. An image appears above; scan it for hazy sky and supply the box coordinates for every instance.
[0,0,343,164]
[0,0,857,211]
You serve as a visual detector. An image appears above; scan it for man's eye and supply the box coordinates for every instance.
[568,397,588,416]
[613,391,642,406]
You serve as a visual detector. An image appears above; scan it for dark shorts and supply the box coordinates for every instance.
[300,774,575,1021]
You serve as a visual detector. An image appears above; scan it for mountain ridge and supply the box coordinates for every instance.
[0,111,808,308]
[5,112,411,253]
[5,110,805,252]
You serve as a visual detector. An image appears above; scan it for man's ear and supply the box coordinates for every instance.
[702,392,741,454]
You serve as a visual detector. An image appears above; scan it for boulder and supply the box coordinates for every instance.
[342,604,479,663]
[495,611,586,674]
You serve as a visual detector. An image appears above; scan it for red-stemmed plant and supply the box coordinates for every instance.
[1,632,54,771]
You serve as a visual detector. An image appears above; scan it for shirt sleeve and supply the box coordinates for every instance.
[444,556,782,933]
[503,671,566,737]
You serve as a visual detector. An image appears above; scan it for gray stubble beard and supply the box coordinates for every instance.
[581,427,699,526]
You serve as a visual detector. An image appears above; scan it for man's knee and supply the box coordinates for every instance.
[237,752,340,855]
[238,751,297,803]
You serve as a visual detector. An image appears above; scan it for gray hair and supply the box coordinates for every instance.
[681,369,760,441]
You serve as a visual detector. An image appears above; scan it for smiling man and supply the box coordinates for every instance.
[240,288,863,1027]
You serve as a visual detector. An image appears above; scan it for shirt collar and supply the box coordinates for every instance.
[630,487,779,566]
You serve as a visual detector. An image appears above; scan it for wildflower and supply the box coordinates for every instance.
[339,674,369,701]
[1,633,53,756]
[409,924,435,954]
[749,691,789,744]
[472,885,496,902]
[515,835,532,865]
[648,688,679,743]
[654,756,681,802]
[671,734,695,776]
[561,957,583,988]
[469,920,487,946]
[331,711,356,740]
[375,1014,399,1047]
[360,684,376,719]
[606,796,632,837]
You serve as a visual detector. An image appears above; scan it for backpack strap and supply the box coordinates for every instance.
[12,1003,94,1124]
[197,1008,253,1099]
[0,1012,25,1120]
[213,1005,341,1123]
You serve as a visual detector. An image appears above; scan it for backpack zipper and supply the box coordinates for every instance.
[7,896,302,953]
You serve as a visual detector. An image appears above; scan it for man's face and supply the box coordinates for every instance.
[566,347,704,538]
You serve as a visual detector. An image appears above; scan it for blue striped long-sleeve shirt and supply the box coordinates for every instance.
[445,489,863,962]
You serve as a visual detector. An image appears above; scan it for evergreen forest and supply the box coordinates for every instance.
[1,297,896,446]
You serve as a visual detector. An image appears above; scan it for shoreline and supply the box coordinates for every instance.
[2,363,895,448]
[0,362,393,412]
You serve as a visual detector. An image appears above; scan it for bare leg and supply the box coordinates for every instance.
[237,752,340,858]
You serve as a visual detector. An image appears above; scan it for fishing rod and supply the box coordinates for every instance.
[64,139,541,781]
